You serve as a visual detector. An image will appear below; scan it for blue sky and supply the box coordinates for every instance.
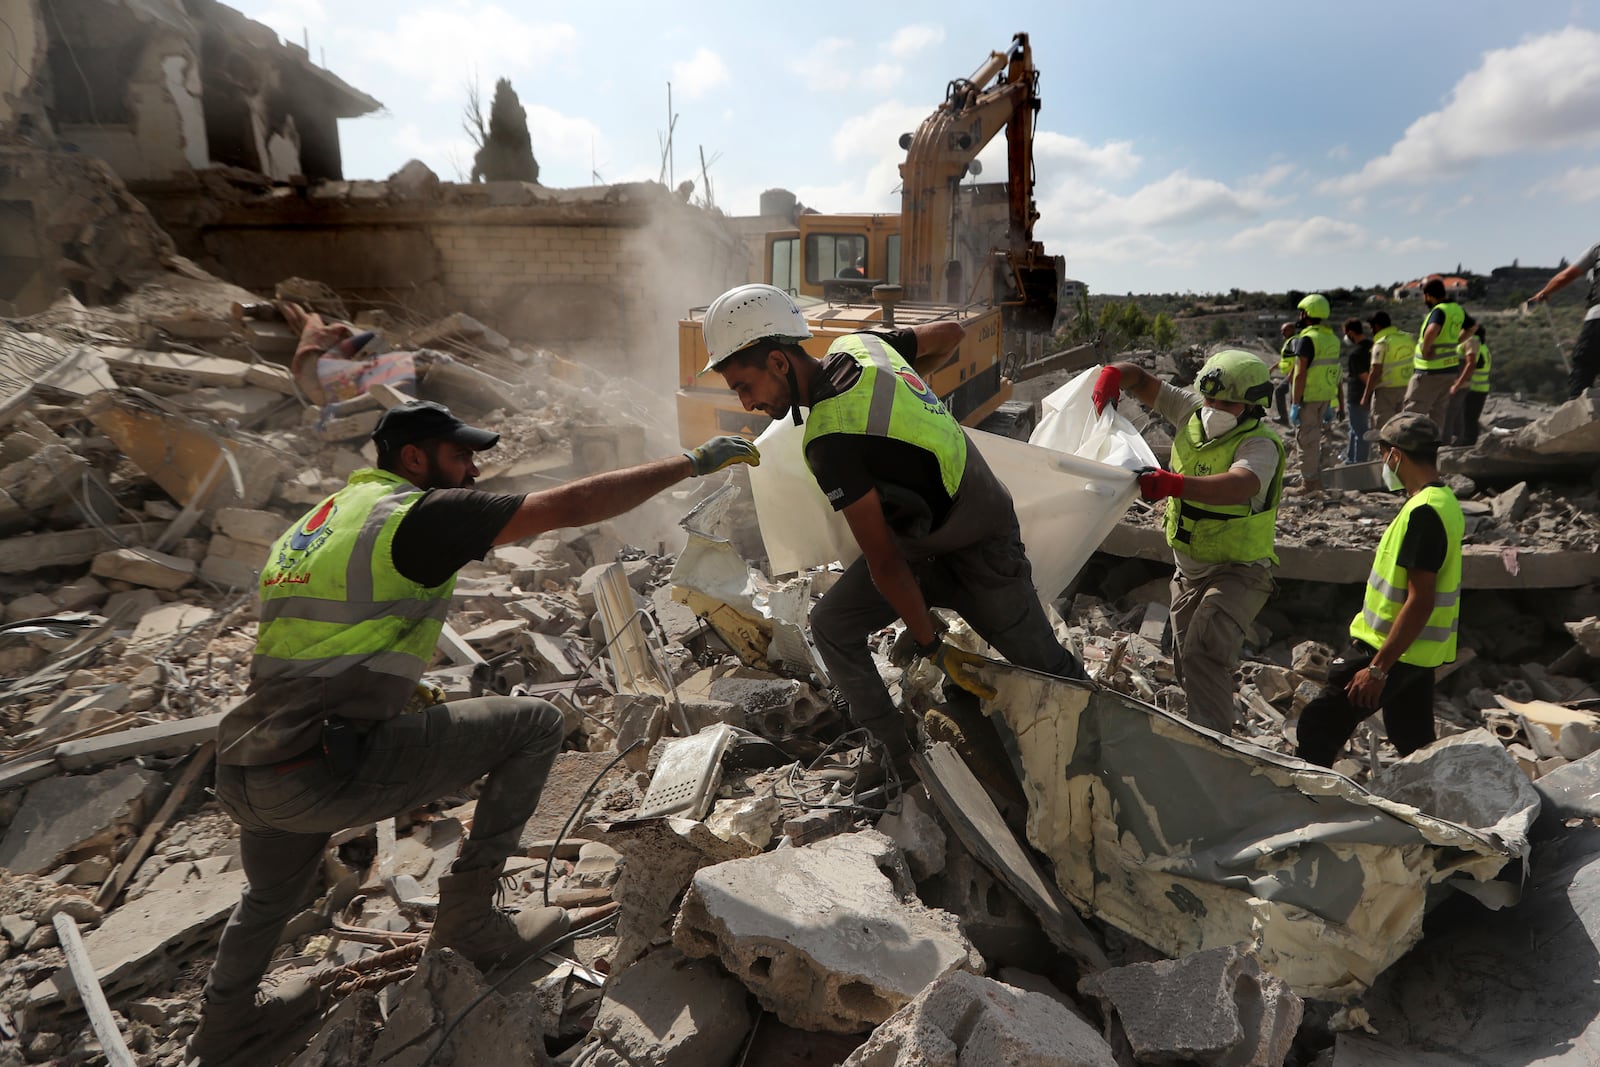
[233,1,1600,295]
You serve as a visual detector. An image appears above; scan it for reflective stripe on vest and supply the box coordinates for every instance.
[1348,484,1464,667]
[802,333,967,496]
[1162,409,1285,566]
[1372,327,1417,389]
[1415,302,1466,371]
[1470,341,1491,393]
[253,468,453,683]
[1296,324,1340,402]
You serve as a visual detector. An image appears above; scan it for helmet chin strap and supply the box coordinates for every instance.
[787,361,804,425]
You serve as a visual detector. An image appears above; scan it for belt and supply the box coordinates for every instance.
[272,746,322,775]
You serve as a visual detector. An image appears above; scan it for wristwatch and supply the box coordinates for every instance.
[1366,663,1388,681]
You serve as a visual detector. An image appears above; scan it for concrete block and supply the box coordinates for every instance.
[212,507,289,547]
[1491,480,1533,523]
[3,592,56,623]
[90,547,195,591]
[200,553,260,591]
[128,603,214,654]
[589,947,752,1067]
[843,970,1117,1067]
[874,787,947,882]
[1290,641,1332,683]
[367,950,549,1065]
[673,830,981,1033]
[52,576,109,611]
[0,765,165,876]
[707,675,827,736]
[1078,945,1303,1067]
[1254,665,1296,704]
[0,524,151,574]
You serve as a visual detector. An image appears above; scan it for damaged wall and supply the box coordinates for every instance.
[0,0,46,136]
[134,176,752,390]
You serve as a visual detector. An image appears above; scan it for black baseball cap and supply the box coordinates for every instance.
[371,400,499,455]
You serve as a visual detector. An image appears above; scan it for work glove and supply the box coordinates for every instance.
[685,435,760,476]
[1091,366,1123,415]
[1135,466,1185,502]
[1288,404,1301,427]
[403,682,447,714]
[924,640,999,701]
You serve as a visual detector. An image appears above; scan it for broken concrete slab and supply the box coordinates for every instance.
[974,661,1528,999]
[842,969,1117,1067]
[365,949,551,1066]
[873,786,947,883]
[55,711,227,770]
[1339,824,1600,1065]
[587,947,753,1067]
[1079,945,1302,1067]
[672,830,981,1033]
[0,764,165,876]
[212,507,290,546]
[0,524,151,573]
[90,546,196,591]
[25,869,246,1022]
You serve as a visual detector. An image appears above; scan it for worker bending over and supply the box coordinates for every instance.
[1296,414,1462,767]
[1093,351,1285,734]
[704,282,1084,768]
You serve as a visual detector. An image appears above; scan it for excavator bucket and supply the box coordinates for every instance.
[994,252,1064,336]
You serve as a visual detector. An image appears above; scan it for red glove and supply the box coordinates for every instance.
[1137,467,1184,502]
[1091,366,1123,415]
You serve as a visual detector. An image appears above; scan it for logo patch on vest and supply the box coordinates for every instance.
[269,497,337,578]
[895,368,946,414]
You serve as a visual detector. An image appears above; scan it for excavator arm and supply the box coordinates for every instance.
[898,32,1059,333]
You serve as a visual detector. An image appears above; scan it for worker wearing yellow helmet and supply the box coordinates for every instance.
[1288,293,1340,494]
[1093,350,1286,735]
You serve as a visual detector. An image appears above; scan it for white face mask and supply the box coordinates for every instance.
[1382,453,1404,491]
[1199,406,1238,439]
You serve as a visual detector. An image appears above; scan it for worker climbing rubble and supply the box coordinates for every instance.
[702,282,1085,772]
[188,400,757,1065]
[1092,350,1286,735]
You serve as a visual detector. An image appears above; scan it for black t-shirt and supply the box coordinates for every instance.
[1395,496,1448,574]
[1347,339,1373,379]
[389,488,524,587]
[802,330,956,529]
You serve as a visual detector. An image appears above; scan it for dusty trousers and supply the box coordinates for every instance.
[811,522,1081,757]
[1403,371,1454,428]
[1169,564,1274,734]
[1368,386,1407,435]
[1295,401,1330,485]
[204,696,565,1007]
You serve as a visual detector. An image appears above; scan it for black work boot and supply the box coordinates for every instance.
[187,970,322,1067]
[429,864,571,971]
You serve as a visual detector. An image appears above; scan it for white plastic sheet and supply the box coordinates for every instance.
[1029,364,1160,472]
[747,417,1137,599]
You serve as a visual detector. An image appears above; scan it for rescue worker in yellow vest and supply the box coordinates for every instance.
[1093,351,1286,734]
[703,283,1085,768]
[190,401,758,1065]
[1288,293,1340,494]
[1360,310,1415,435]
[1449,324,1492,446]
[1403,277,1477,428]
[1272,321,1297,425]
[1295,414,1463,766]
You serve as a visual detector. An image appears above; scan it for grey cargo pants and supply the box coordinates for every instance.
[811,522,1082,755]
[204,696,565,1007]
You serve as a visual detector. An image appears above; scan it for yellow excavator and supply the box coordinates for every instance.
[676,32,1084,447]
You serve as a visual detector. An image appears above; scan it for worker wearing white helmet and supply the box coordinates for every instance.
[702,283,1085,771]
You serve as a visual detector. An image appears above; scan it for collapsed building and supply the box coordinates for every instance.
[3,4,1600,1067]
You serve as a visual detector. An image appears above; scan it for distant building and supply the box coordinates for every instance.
[1392,273,1468,301]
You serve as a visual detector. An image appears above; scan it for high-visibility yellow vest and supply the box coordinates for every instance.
[803,332,967,496]
[1414,302,1466,372]
[1372,326,1417,390]
[254,469,453,702]
[1163,409,1285,565]
[1470,341,1491,393]
[1348,484,1463,667]
[1295,324,1340,402]
[1277,339,1295,378]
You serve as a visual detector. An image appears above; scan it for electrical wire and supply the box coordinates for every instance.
[540,738,643,908]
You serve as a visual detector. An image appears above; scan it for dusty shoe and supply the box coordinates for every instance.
[187,971,322,1067]
[430,865,571,971]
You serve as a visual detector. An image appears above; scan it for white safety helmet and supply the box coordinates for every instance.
[701,283,812,374]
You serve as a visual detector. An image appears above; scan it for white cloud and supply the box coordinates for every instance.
[1532,163,1600,202]
[357,7,579,100]
[1226,216,1367,255]
[1064,232,1202,270]
[672,48,729,99]
[522,103,608,177]
[889,25,945,57]
[1377,236,1447,255]
[1033,133,1143,179]
[1046,170,1286,233]
[1321,27,1600,194]
[1244,163,1297,190]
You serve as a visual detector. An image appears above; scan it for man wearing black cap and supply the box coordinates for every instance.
[190,401,756,1065]
[1295,414,1463,767]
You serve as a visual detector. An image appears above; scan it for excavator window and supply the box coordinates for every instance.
[807,234,869,284]
[885,235,902,286]
[769,236,800,294]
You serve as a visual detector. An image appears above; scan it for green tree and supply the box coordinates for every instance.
[1097,300,1123,340]
[1208,318,1231,341]
[1151,312,1178,351]
[1118,302,1150,343]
